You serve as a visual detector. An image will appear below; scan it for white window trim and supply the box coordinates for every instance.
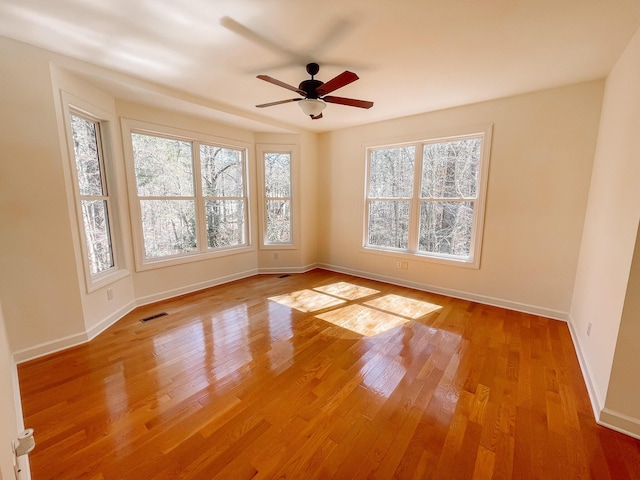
[121,118,254,272]
[362,124,493,269]
[256,144,299,250]
[61,92,129,292]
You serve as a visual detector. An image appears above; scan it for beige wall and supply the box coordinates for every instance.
[570,26,640,436]
[318,81,603,317]
[0,37,86,355]
[604,224,640,430]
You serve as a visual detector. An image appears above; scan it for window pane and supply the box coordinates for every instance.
[205,200,245,248]
[421,138,481,198]
[264,153,291,197]
[132,133,194,197]
[368,200,410,249]
[200,145,244,197]
[419,201,474,257]
[71,115,104,196]
[140,200,197,258]
[369,147,415,198]
[81,200,114,274]
[266,199,291,243]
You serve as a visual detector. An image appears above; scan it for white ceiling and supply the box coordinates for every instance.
[1,0,639,133]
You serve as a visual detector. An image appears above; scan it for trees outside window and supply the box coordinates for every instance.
[131,133,196,259]
[365,128,491,267]
[201,144,246,248]
[69,113,115,276]
[126,125,249,267]
[256,145,297,249]
[263,152,292,244]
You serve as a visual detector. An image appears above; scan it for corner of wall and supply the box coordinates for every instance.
[566,314,604,420]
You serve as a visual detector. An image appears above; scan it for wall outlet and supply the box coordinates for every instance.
[107,288,113,300]
[396,261,402,269]
[587,322,592,337]
[272,252,279,260]
[401,261,408,270]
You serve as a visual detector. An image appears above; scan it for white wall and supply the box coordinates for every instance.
[318,81,603,318]
[570,26,640,436]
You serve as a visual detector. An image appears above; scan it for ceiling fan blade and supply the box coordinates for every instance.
[323,95,374,109]
[257,75,306,96]
[310,18,353,58]
[221,17,305,62]
[256,98,300,108]
[316,71,359,96]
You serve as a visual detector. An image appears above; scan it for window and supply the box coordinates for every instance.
[200,144,247,248]
[63,94,128,291]
[264,152,292,243]
[257,145,297,248]
[124,121,250,268]
[70,114,115,275]
[365,127,492,267]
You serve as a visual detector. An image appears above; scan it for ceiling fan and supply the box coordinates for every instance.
[256,63,374,119]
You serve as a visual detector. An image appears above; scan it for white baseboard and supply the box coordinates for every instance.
[14,270,260,364]
[599,408,640,439]
[566,316,604,419]
[13,301,137,364]
[13,331,89,364]
[318,263,569,321]
[257,263,319,275]
[564,316,640,439]
[135,268,259,307]
[86,300,137,341]
[9,263,568,362]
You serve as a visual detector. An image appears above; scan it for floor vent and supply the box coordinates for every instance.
[278,274,290,278]
[140,312,168,323]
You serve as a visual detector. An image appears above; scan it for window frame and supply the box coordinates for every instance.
[363,125,492,269]
[121,119,253,271]
[61,93,128,292]
[256,144,298,249]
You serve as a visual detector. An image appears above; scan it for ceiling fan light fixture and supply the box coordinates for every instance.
[298,98,326,118]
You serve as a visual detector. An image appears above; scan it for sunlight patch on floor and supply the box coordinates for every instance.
[316,304,408,337]
[268,289,346,313]
[365,294,442,319]
[313,282,379,300]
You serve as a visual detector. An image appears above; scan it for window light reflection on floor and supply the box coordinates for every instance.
[268,281,442,337]
[268,289,345,313]
[364,294,442,319]
[313,281,379,300]
[316,304,408,337]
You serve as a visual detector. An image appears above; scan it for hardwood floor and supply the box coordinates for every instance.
[18,269,640,479]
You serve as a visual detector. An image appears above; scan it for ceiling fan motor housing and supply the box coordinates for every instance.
[299,79,324,99]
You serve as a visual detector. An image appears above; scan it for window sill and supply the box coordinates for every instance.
[135,245,256,272]
[361,245,480,269]
[86,267,131,293]
[260,244,297,250]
